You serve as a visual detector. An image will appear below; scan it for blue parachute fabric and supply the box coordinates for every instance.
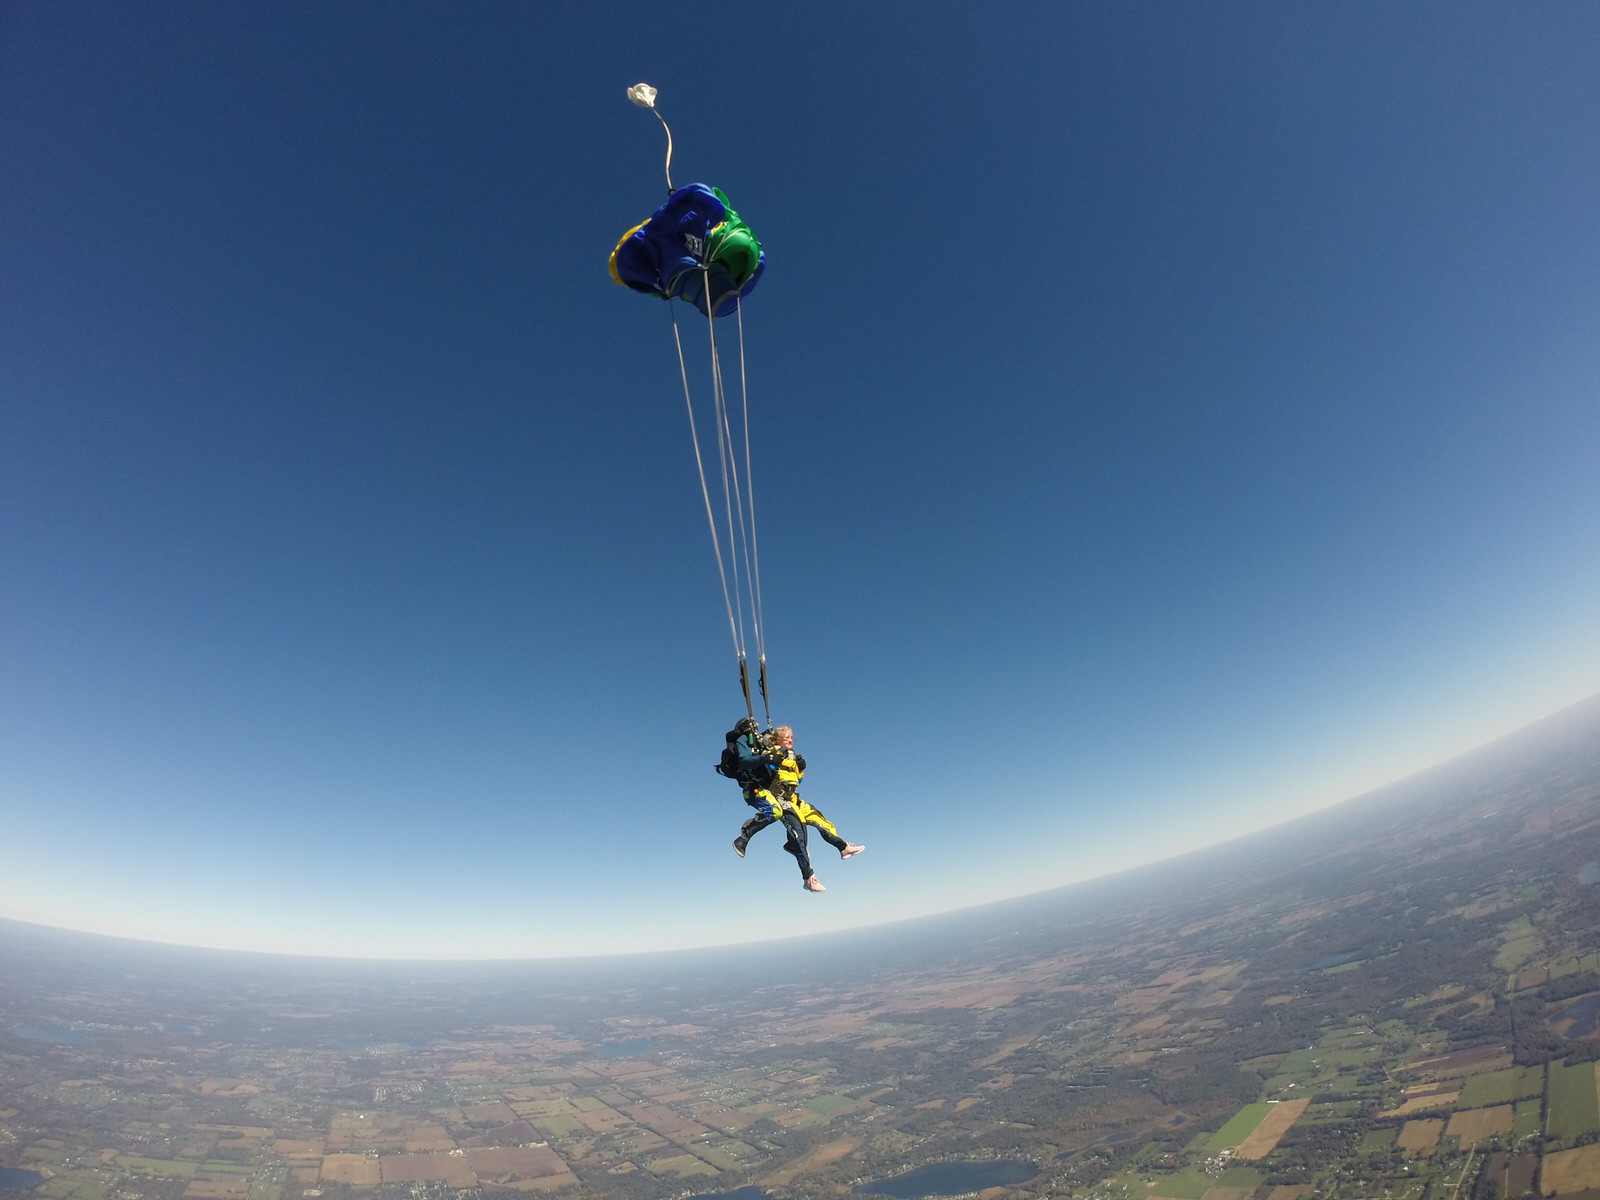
[610,183,765,318]
[673,256,766,319]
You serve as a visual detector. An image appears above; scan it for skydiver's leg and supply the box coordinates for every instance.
[793,798,864,859]
[781,810,816,882]
[734,790,782,857]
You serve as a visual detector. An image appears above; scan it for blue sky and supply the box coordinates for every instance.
[3,2,1598,959]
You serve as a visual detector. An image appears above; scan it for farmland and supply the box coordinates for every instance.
[4,695,1600,1198]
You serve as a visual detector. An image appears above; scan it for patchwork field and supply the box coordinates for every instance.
[1444,1105,1512,1145]
[1541,1144,1600,1195]
[1547,1060,1600,1142]
[1235,1099,1310,1159]
[1397,1119,1444,1157]
[1205,1104,1272,1153]
[6,701,1600,1200]
[1459,1064,1544,1106]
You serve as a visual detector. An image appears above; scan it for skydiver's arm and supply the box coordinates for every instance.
[727,734,776,782]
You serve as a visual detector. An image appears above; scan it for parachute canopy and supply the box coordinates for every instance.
[609,183,765,318]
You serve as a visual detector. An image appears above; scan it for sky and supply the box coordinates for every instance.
[3,2,1599,960]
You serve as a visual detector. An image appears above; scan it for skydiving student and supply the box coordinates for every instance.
[725,721,863,892]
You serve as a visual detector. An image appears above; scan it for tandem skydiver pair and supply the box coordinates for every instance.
[719,719,863,893]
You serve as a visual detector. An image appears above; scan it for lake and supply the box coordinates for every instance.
[0,1167,46,1190]
[12,1026,86,1044]
[854,1159,1037,1197]
[1555,992,1600,1038]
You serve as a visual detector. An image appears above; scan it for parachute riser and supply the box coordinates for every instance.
[758,657,770,728]
[738,658,754,721]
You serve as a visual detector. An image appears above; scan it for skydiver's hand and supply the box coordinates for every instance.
[795,755,806,773]
[734,717,759,738]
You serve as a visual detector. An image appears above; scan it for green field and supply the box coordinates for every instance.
[199,1162,255,1176]
[531,1115,585,1137]
[1459,1065,1544,1107]
[1513,1098,1542,1137]
[1307,1072,1368,1097]
[1312,1101,1368,1119]
[1495,919,1541,972]
[1324,959,1368,975]
[1130,1167,1211,1198]
[41,1179,111,1200]
[1321,1025,1374,1045]
[1274,1049,1318,1075]
[1546,1059,1600,1142]
[114,1157,198,1178]
[804,1093,857,1115]
[1546,953,1600,979]
[1216,1164,1265,1187]
[690,1145,745,1172]
[1262,1043,1379,1097]
[646,1153,716,1178]
[1360,1127,1397,1153]
[1204,1103,1272,1152]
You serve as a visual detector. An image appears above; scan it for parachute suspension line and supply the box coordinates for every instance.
[703,276,771,728]
[734,298,771,726]
[668,303,743,670]
[702,285,762,724]
[703,299,750,667]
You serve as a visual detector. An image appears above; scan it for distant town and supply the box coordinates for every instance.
[4,698,1600,1199]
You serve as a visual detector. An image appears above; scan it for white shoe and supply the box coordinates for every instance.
[802,876,826,893]
[840,843,865,859]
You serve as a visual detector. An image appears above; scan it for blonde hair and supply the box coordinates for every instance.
[773,725,794,741]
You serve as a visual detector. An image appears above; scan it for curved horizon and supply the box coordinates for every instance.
[8,688,1595,965]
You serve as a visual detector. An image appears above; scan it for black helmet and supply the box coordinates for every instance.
[733,717,760,737]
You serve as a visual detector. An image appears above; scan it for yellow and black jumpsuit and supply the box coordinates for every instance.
[740,747,849,880]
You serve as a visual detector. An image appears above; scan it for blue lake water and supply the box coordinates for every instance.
[12,1026,86,1044]
[854,1159,1037,1198]
[0,1167,46,1190]
[688,1188,769,1200]
[1555,992,1600,1038]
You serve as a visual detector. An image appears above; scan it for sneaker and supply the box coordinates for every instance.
[840,843,865,859]
[733,837,749,858]
[802,876,826,893]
